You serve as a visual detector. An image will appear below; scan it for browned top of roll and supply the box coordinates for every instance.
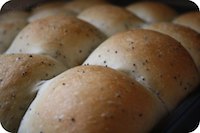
[6,15,106,68]
[84,29,200,110]
[126,2,177,23]
[78,5,144,36]
[173,11,200,33]
[144,22,200,73]
[18,65,167,133]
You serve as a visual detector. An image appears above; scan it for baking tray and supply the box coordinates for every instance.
[1,0,200,132]
[152,87,200,133]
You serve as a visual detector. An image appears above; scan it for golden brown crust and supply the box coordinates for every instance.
[0,54,66,132]
[6,15,106,68]
[18,65,167,133]
[144,22,200,73]
[173,12,200,33]
[84,29,200,110]
[126,2,177,23]
[78,5,144,36]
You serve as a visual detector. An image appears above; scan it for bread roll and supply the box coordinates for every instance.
[0,11,28,54]
[173,11,200,33]
[126,2,177,23]
[0,54,66,132]
[78,5,144,36]
[63,0,108,15]
[0,21,27,54]
[18,66,167,133]
[144,22,200,73]
[6,15,106,67]
[0,11,29,23]
[84,29,200,110]
[29,1,76,23]
[28,8,76,23]
[31,1,66,14]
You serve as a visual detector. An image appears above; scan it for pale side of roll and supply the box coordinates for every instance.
[6,16,106,68]
[18,66,167,133]
[144,22,200,73]
[0,21,27,54]
[173,11,200,33]
[83,29,200,111]
[78,5,144,36]
[126,2,177,23]
[63,0,108,15]
[0,54,66,132]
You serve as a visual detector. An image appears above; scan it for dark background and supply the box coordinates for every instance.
[1,0,199,13]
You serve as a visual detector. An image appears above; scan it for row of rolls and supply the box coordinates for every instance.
[0,0,200,132]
